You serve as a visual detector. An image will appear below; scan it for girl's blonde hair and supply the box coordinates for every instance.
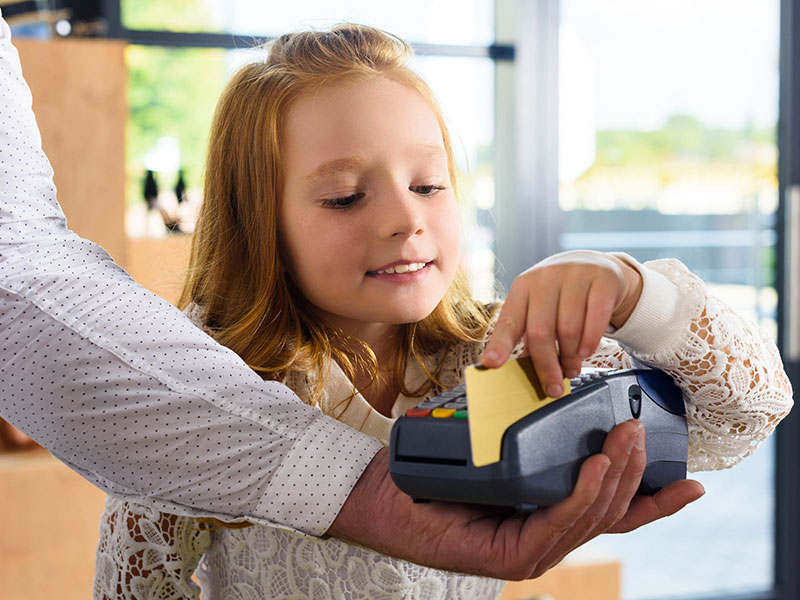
[179,23,497,406]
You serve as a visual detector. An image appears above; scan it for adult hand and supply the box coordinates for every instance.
[328,420,704,580]
[480,250,643,399]
[0,418,38,451]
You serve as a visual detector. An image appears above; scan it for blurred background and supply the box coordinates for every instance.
[2,1,799,599]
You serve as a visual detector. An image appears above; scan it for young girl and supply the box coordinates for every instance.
[93,23,792,600]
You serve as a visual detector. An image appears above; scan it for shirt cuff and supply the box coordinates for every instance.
[605,253,689,356]
[255,412,383,537]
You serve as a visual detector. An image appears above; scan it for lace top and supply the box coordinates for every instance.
[93,257,793,600]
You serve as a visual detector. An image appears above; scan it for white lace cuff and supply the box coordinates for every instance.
[605,252,690,356]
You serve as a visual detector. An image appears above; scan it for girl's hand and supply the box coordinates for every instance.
[481,250,643,397]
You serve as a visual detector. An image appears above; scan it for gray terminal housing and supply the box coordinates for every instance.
[389,368,688,510]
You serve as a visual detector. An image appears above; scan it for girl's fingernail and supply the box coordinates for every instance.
[566,369,579,378]
[482,350,498,364]
[547,384,563,397]
[578,347,590,358]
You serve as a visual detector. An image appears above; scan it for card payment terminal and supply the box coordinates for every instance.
[389,367,688,510]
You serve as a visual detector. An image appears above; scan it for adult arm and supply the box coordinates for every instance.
[0,9,381,536]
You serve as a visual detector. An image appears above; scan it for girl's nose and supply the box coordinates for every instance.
[378,190,425,239]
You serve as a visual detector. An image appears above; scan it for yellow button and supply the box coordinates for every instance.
[432,408,456,418]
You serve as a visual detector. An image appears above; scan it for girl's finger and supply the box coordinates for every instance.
[524,287,565,398]
[577,275,618,359]
[480,280,529,367]
[555,276,592,378]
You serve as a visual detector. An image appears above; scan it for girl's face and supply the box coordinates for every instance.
[279,75,461,342]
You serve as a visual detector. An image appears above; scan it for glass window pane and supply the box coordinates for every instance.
[559,1,780,598]
[121,0,495,46]
[412,56,497,301]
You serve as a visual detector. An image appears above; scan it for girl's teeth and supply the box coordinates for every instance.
[377,262,426,275]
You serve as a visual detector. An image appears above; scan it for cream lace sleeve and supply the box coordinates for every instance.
[460,257,792,473]
[93,495,211,600]
[587,257,793,472]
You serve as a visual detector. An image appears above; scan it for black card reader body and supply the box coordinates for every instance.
[389,368,688,510]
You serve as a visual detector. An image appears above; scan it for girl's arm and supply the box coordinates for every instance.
[591,256,793,471]
[94,498,209,600]
[482,250,793,472]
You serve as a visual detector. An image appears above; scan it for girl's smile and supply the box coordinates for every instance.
[367,259,433,276]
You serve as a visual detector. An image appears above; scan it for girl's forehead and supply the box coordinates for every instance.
[283,76,447,170]
[290,75,436,125]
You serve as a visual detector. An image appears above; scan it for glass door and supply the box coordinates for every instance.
[557,1,781,597]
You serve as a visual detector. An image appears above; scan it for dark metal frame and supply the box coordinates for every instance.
[94,0,799,597]
[775,0,800,598]
[98,0,514,59]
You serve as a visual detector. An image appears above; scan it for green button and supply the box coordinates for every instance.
[453,410,468,419]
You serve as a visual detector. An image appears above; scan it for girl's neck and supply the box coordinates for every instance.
[336,324,403,417]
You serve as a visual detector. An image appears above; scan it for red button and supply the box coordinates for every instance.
[405,408,431,417]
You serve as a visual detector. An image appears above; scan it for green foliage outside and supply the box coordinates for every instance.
[123,0,227,206]
[592,114,775,171]
[125,45,227,206]
[121,0,222,33]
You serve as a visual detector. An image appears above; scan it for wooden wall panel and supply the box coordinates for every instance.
[0,452,106,600]
[126,236,193,306]
[500,561,620,600]
[15,38,127,264]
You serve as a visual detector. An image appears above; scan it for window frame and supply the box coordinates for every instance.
[775,0,800,597]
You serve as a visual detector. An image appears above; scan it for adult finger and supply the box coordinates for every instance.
[532,420,643,571]
[607,479,706,534]
[516,452,611,579]
[585,423,647,536]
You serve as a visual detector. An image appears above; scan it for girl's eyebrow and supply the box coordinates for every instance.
[305,145,447,182]
[306,156,366,182]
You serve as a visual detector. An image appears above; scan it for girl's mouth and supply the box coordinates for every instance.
[367,261,432,276]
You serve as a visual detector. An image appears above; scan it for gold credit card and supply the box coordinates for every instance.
[465,356,570,467]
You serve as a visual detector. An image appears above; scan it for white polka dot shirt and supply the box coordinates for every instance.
[0,11,382,537]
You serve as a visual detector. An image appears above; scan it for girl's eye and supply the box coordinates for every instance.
[321,193,364,210]
[411,184,447,196]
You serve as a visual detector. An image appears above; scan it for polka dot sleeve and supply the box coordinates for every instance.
[0,12,382,536]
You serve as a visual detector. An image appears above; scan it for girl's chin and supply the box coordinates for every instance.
[386,307,439,325]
